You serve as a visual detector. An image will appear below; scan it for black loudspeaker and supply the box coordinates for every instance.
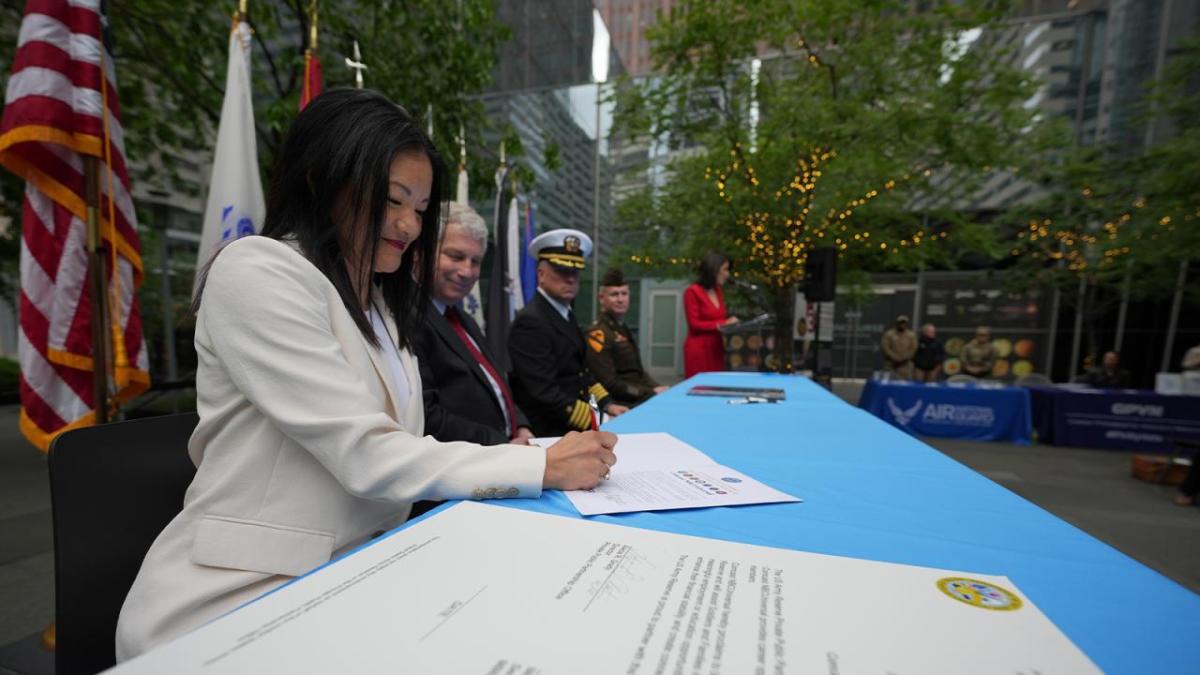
[803,246,837,302]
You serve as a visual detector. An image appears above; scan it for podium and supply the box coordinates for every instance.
[720,314,774,371]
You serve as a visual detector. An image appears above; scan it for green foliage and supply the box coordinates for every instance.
[0,0,510,375]
[1131,36,1200,283]
[107,0,508,196]
[613,0,1041,289]
[1001,38,1200,304]
[0,0,24,301]
[0,354,17,396]
[610,0,1044,369]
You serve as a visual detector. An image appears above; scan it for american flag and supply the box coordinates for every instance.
[0,0,149,451]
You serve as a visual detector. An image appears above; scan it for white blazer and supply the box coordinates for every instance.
[115,236,545,660]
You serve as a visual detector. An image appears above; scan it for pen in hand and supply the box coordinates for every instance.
[588,393,602,430]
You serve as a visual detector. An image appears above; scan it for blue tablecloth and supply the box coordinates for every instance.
[409,373,1197,674]
[858,379,1033,444]
[1030,385,1200,452]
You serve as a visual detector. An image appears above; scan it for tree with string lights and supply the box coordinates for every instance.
[612,0,1044,371]
[1002,38,1200,366]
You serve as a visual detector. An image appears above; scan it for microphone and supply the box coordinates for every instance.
[731,277,759,292]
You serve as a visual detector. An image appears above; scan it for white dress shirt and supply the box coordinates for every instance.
[537,287,572,321]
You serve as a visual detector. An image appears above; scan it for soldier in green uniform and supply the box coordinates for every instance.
[586,268,668,406]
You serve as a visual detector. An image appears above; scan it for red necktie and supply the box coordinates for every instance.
[445,306,517,437]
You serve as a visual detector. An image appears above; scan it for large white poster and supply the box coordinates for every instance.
[109,502,1098,675]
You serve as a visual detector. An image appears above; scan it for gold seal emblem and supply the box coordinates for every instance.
[936,577,1023,611]
[564,236,581,253]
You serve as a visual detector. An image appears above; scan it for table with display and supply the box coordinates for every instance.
[858,378,1034,444]
[1029,384,1200,453]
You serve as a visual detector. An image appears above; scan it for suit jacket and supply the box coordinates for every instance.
[413,304,530,445]
[509,292,612,436]
[116,237,544,660]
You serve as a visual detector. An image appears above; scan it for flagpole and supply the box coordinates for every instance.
[83,155,110,424]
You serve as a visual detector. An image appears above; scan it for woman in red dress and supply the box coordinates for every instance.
[683,251,739,377]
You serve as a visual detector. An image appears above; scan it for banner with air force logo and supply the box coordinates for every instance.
[194,19,266,294]
[860,380,1032,444]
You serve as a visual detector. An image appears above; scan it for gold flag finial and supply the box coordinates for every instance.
[308,0,318,51]
[238,0,247,18]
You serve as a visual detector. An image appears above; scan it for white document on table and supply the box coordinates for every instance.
[108,502,1100,675]
[533,432,800,515]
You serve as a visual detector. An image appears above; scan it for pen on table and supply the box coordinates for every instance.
[727,396,770,405]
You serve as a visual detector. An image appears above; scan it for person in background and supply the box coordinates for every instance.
[509,229,629,436]
[1083,351,1131,389]
[1182,343,1200,372]
[1175,446,1200,506]
[115,89,616,660]
[586,267,668,406]
[913,323,944,383]
[795,317,814,371]
[880,315,917,380]
[961,326,997,378]
[684,251,738,378]
[412,201,533,446]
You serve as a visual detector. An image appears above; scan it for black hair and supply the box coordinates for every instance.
[696,251,732,289]
[599,267,627,288]
[256,87,444,350]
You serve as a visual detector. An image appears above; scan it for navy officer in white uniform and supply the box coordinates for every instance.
[507,229,629,437]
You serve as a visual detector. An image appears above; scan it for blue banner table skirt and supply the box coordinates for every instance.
[858,379,1033,444]
[1029,385,1200,452]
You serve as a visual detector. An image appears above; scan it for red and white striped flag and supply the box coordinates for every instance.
[0,0,150,451]
[299,1,322,111]
[298,47,322,111]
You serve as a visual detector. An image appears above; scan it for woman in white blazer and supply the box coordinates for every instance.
[115,89,617,661]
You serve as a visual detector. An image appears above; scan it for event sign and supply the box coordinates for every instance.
[860,380,1034,444]
[1032,387,1200,452]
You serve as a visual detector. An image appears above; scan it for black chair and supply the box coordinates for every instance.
[47,413,198,675]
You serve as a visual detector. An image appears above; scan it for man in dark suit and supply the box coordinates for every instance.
[413,202,534,445]
[509,229,629,436]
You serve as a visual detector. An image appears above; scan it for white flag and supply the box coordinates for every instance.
[194,19,265,294]
[505,196,523,318]
[455,165,469,205]
[456,164,486,329]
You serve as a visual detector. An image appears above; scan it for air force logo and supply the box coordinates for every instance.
[887,397,923,426]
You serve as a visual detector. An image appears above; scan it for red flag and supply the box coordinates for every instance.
[299,50,323,110]
[0,0,150,451]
